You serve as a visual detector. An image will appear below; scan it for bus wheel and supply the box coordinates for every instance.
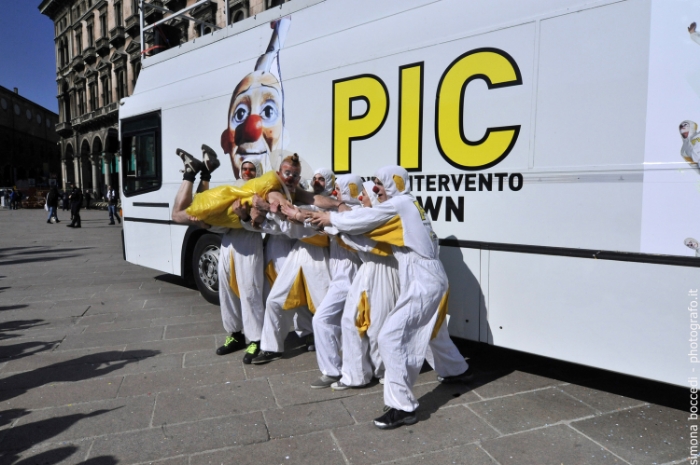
[192,234,221,305]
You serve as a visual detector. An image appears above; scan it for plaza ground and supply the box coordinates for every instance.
[0,207,690,464]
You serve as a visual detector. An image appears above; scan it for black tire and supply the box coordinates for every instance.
[192,233,221,305]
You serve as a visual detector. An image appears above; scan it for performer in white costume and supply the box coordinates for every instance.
[331,181,399,390]
[679,120,700,170]
[312,165,472,429]
[250,168,336,364]
[308,174,364,389]
[216,160,266,362]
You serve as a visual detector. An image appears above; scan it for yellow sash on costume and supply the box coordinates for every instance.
[185,171,283,229]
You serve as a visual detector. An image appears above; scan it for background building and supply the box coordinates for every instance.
[0,86,60,188]
[39,0,290,194]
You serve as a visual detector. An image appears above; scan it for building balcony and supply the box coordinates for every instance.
[71,54,84,71]
[109,26,126,47]
[55,121,73,135]
[144,1,165,22]
[163,0,186,11]
[95,37,109,56]
[83,46,97,64]
[125,14,140,38]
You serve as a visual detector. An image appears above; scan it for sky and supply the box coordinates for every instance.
[0,2,59,113]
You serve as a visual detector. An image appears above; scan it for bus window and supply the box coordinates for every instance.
[121,111,161,196]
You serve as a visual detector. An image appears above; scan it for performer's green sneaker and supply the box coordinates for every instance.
[216,332,246,356]
[243,341,260,365]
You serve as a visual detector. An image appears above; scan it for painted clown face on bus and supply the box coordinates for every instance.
[221,71,283,179]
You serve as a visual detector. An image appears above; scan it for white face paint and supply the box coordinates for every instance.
[680,122,691,139]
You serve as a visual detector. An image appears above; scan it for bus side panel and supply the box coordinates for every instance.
[169,223,190,278]
[123,219,174,274]
[487,251,691,387]
[440,246,482,341]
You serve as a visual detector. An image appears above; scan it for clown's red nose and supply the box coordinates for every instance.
[235,114,263,145]
[358,195,363,201]
[331,190,337,196]
[372,186,380,194]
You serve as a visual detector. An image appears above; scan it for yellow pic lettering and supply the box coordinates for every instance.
[436,48,522,170]
[413,201,426,221]
[333,75,389,173]
[398,63,424,170]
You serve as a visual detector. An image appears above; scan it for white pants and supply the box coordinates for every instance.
[339,254,399,386]
[313,241,362,377]
[218,228,264,341]
[260,242,330,353]
[380,255,468,412]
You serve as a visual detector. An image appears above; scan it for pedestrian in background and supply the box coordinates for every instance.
[62,190,69,211]
[85,190,92,210]
[106,185,121,225]
[46,186,60,224]
[67,184,83,228]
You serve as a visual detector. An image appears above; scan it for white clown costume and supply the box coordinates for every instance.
[255,168,334,359]
[336,181,399,387]
[680,120,700,168]
[329,166,469,413]
[217,160,266,346]
[312,174,364,383]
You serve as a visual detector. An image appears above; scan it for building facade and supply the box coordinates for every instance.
[0,86,60,188]
[39,0,289,194]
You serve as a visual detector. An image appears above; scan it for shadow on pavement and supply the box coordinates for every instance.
[0,340,59,361]
[0,409,118,464]
[0,349,160,404]
[0,320,48,340]
[0,305,28,312]
[154,273,197,291]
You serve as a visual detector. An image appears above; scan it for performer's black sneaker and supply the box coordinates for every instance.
[216,332,246,355]
[176,148,205,175]
[242,341,260,365]
[373,408,418,430]
[437,365,474,384]
[251,351,282,365]
[201,144,221,174]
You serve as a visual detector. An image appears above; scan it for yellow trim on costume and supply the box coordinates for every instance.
[393,174,405,193]
[365,215,404,247]
[348,183,359,198]
[300,234,330,248]
[369,242,393,257]
[229,255,240,299]
[335,236,357,254]
[282,268,316,314]
[265,260,278,287]
[431,288,449,340]
[355,291,371,338]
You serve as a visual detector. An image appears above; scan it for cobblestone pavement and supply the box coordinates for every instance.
[0,208,690,465]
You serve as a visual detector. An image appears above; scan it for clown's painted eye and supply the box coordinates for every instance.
[232,103,250,125]
[260,100,279,123]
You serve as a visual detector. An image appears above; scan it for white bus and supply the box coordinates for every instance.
[119,0,699,388]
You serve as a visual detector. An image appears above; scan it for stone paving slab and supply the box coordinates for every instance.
[189,431,346,465]
[89,412,269,463]
[151,379,276,424]
[481,424,621,465]
[468,387,597,434]
[333,406,499,465]
[571,405,690,464]
[264,398,355,438]
[0,209,690,465]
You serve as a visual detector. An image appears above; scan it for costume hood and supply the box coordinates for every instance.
[313,167,336,196]
[374,165,410,199]
[362,180,380,207]
[680,120,700,164]
[336,174,363,205]
[240,158,262,178]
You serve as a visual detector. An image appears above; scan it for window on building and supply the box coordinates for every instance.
[87,24,94,46]
[116,70,127,100]
[89,82,98,111]
[132,0,139,15]
[133,62,141,87]
[268,0,285,8]
[100,13,107,37]
[76,31,82,54]
[78,87,86,115]
[101,75,112,105]
[230,9,246,24]
[121,111,162,196]
[115,2,123,26]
